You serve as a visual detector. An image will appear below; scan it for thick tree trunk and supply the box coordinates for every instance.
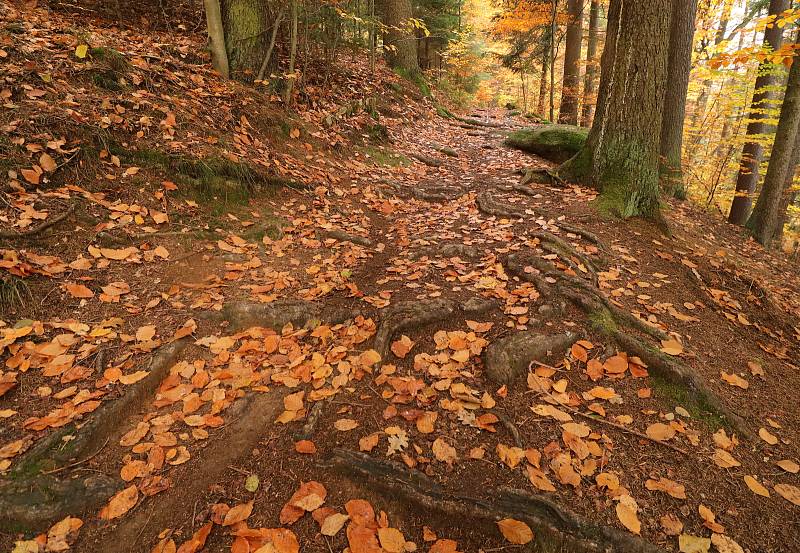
[728,0,791,225]
[580,1,600,127]
[558,0,672,219]
[748,33,800,246]
[659,0,698,198]
[379,0,419,73]
[558,0,584,125]
[204,0,230,78]
[221,0,268,80]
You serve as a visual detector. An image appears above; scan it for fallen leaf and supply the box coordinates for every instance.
[615,495,640,535]
[743,475,770,497]
[335,418,359,431]
[321,513,349,536]
[774,483,800,506]
[646,423,676,441]
[758,427,778,445]
[223,501,253,526]
[99,485,138,520]
[377,527,406,553]
[679,534,710,553]
[497,519,533,544]
[432,438,457,465]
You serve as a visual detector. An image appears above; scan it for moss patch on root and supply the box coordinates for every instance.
[505,125,588,163]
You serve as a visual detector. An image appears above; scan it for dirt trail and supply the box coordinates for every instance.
[4,108,800,553]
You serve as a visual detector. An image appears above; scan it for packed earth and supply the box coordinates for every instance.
[2,3,800,553]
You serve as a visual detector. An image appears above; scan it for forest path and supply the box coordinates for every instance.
[7,109,800,553]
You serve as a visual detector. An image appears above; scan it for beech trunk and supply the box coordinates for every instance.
[558,0,583,125]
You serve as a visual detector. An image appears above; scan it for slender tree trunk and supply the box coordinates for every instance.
[538,50,549,116]
[747,31,800,246]
[204,0,230,78]
[221,0,268,80]
[659,0,698,197]
[580,1,600,127]
[691,0,732,128]
[283,0,299,104]
[728,0,791,225]
[549,0,558,122]
[558,0,584,125]
[256,8,286,82]
[559,0,672,219]
[379,0,419,73]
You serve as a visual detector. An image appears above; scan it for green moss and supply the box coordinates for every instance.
[361,147,410,167]
[393,67,431,98]
[435,105,454,119]
[587,307,617,334]
[88,47,129,71]
[649,376,727,432]
[505,125,588,163]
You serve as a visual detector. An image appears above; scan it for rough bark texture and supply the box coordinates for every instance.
[728,0,791,225]
[204,0,230,78]
[747,32,800,246]
[580,1,600,127]
[221,0,268,79]
[559,0,672,218]
[537,48,549,116]
[659,0,698,197]
[379,0,419,73]
[558,0,584,125]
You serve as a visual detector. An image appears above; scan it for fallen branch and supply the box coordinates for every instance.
[0,204,76,239]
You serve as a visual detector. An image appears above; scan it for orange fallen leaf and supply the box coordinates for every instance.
[99,485,138,520]
[497,518,533,544]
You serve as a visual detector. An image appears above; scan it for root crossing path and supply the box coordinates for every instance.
[5,109,800,553]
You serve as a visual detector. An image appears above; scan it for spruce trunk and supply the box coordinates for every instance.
[221,0,268,80]
[380,0,419,74]
[558,0,672,219]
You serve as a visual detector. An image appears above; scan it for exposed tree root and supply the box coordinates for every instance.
[374,299,457,358]
[323,449,666,553]
[483,330,579,385]
[476,193,525,219]
[319,229,373,248]
[410,153,445,167]
[413,185,464,202]
[217,299,359,332]
[412,242,482,260]
[431,143,458,157]
[0,339,189,531]
[454,116,506,128]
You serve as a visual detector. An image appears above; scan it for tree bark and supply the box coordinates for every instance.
[747,32,800,246]
[221,0,268,80]
[659,0,698,197]
[728,0,791,225]
[558,0,672,219]
[379,0,419,73]
[283,0,299,104]
[537,49,549,116]
[558,0,584,125]
[580,1,601,127]
[204,0,230,78]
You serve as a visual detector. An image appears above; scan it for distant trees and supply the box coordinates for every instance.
[747,30,800,246]
[728,0,791,225]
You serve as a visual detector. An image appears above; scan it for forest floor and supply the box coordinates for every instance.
[2,4,800,553]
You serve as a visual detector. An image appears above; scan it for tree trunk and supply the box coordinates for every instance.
[558,0,584,125]
[690,0,732,129]
[537,50,549,116]
[283,0,299,104]
[580,1,600,127]
[204,0,230,78]
[659,0,698,198]
[747,32,800,246]
[549,0,557,122]
[220,0,268,80]
[558,0,672,219]
[728,0,791,225]
[379,0,419,73]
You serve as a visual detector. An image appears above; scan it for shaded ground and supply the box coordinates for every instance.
[2,4,800,553]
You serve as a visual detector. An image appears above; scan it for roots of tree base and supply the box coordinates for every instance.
[323,449,666,553]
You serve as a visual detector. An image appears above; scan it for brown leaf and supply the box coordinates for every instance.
[645,423,676,441]
[390,335,415,358]
[497,518,533,544]
[645,477,686,499]
[774,483,800,506]
[615,495,640,535]
[65,283,94,298]
[99,485,138,520]
[432,438,457,465]
[222,501,253,526]
[377,527,406,553]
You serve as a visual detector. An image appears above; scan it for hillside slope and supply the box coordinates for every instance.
[2,4,800,553]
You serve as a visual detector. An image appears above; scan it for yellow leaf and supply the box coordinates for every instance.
[75,44,89,58]
[377,527,406,553]
[334,418,359,431]
[743,475,770,497]
[223,501,253,526]
[497,518,533,545]
[645,423,676,441]
[615,495,640,535]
